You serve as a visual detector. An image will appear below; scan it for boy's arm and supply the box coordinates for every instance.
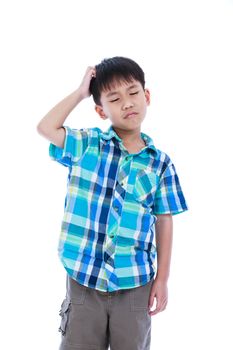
[148,214,173,316]
[36,66,95,148]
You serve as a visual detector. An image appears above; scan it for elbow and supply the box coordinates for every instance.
[36,122,42,134]
[36,122,48,136]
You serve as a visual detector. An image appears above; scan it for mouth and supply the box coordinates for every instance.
[124,112,138,119]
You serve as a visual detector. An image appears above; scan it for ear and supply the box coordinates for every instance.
[144,89,150,106]
[95,105,108,120]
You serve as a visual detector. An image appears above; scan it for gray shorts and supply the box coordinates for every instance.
[58,274,154,350]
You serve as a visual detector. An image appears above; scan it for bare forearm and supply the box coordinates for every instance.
[155,214,173,282]
[148,214,173,316]
[37,88,85,133]
[37,66,96,135]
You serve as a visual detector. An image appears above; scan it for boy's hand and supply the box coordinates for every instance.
[78,66,96,99]
[148,278,168,316]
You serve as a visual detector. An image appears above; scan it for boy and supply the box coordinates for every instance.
[37,56,188,350]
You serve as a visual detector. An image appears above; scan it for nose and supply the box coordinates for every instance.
[122,99,134,110]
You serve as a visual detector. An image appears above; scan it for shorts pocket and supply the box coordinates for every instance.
[58,298,71,336]
[133,170,158,207]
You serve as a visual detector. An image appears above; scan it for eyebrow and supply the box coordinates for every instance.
[105,84,140,98]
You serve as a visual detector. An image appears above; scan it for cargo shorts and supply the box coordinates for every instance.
[58,274,154,350]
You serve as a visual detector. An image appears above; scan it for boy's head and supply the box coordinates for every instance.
[89,56,150,131]
[89,56,145,106]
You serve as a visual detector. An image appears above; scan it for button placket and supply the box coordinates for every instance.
[104,151,134,289]
[104,158,129,259]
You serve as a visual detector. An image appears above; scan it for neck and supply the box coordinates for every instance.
[112,126,143,144]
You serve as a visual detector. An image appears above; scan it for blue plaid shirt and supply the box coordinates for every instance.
[49,124,188,292]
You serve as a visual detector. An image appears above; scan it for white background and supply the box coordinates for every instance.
[1,0,233,349]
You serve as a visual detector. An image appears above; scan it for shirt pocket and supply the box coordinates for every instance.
[132,169,158,207]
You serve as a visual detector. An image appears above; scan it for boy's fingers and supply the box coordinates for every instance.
[148,294,155,309]
[85,66,95,78]
[86,65,95,72]
[149,298,168,316]
[155,299,162,312]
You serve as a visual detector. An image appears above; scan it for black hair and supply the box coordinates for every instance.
[89,56,145,105]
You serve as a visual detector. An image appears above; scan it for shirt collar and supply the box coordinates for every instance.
[99,125,157,154]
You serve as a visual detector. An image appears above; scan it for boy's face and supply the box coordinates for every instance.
[95,79,150,132]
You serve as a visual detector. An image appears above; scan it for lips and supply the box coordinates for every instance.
[124,112,138,119]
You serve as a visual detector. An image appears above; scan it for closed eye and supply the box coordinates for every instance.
[109,91,139,102]
[109,98,119,102]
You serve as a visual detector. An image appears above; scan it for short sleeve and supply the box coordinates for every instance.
[49,126,90,167]
[153,162,188,215]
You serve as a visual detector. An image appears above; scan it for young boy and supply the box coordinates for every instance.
[37,56,188,350]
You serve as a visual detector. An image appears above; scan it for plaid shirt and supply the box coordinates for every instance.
[49,124,188,292]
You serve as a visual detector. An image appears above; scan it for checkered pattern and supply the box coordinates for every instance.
[49,124,188,292]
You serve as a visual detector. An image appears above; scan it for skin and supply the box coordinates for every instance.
[95,78,150,148]
[38,66,173,317]
[148,213,173,316]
